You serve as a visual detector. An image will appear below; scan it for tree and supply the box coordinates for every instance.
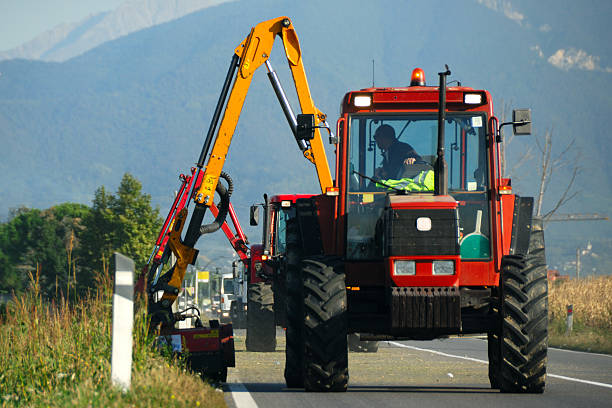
[498,101,579,221]
[533,128,579,221]
[0,203,89,298]
[79,173,162,286]
[0,174,160,298]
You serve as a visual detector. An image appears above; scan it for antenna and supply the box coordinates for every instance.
[372,59,375,87]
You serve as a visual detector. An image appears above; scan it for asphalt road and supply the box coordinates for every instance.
[224,329,612,408]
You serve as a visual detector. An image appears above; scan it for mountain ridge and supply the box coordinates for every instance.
[0,0,234,62]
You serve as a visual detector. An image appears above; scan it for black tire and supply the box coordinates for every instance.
[284,263,304,387]
[528,217,546,264]
[302,257,348,392]
[348,334,379,353]
[217,366,228,383]
[493,217,548,393]
[246,282,276,352]
[365,341,379,353]
[284,216,304,388]
[230,301,243,329]
[200,366,227,384]
[487,330,501,389]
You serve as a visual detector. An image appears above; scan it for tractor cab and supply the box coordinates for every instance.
[344,111,491,263]
[336,69,502,284]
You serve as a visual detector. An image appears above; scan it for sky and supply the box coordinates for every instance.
[0,0,126,51]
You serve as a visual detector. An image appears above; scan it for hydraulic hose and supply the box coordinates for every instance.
[200,171,233,236]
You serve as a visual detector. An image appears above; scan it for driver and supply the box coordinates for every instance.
[373,124,422,179]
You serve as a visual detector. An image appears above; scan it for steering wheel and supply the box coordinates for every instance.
[397,160,433,179]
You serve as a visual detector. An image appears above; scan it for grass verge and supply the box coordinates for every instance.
[548,275,612,354]
[0,272,226,407]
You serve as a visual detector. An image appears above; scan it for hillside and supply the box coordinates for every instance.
[0,0,611,273]
[0,0,235,62]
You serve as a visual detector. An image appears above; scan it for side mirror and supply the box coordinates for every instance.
[249,205,259,226]
[512,109,532,135]
[297,114,315,141]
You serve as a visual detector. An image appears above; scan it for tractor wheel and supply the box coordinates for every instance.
[284,218,304,388]
[348,334,379,353]
[487,330,501,389]
[284,262,304,387]
[216,366,228,383]
[528,217,546,264]
[200,366,227,384]
[496,254,548,393]
[230,302,243,329]
[246,282,276,352]
[489,217,548,392]
[302,257,348,392]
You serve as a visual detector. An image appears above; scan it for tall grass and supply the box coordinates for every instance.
[0,270,226,407]
[549,275,612,329]
[548,275,612,354]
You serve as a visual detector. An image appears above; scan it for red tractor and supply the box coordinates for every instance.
[277,67,547,393]
[143,16,545,393]
[245,194,315,353]
[247,194,379,355]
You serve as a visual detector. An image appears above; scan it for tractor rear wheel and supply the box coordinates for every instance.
[284,261,304,387]
[492,217,548,393]
[487,331,501,389]
[302,257,348,392]
[246,282,276,352]
[230,301,245,329]
[284,217,304,388]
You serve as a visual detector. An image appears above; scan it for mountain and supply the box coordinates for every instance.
[0,0,234,62]
[0,0,611,274]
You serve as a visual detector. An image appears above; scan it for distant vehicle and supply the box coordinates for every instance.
[210,295,221,315]
[229,261,248,329]
[219,273,235,323]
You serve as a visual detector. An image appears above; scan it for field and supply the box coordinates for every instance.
[0,272,226,407]
[548,275,612,354]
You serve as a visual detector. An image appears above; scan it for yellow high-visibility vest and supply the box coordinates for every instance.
[377,170,434,192]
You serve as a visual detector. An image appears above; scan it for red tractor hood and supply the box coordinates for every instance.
[388,194,457,210]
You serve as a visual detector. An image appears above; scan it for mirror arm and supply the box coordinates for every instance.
[496,120,532,142]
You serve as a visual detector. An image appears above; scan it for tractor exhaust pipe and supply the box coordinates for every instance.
[435,65,451,196]
[261,194,271,257]
[264,60,308,152]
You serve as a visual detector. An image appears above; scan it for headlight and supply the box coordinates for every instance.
[353,95,372,107]
[222,312,229,317]
[464,93,482,104]
[433,260,455,275]
[394,260,416,276]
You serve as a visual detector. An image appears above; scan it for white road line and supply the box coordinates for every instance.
[227,382,259,408]
[388,341,488,364]
[388,341,612,390]
[548,347,612,358]
[474,337,612,358]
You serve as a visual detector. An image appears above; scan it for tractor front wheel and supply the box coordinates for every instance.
[302,257,348,392]
[489,217,548,393]
[496,254,548,393]
[246,282,276,352]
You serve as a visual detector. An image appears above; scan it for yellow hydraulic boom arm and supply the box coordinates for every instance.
[196,16,333,205]
[149,17,333,328]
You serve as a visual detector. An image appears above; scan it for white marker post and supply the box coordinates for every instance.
[111,253,134,391]
[566,304,574,335]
